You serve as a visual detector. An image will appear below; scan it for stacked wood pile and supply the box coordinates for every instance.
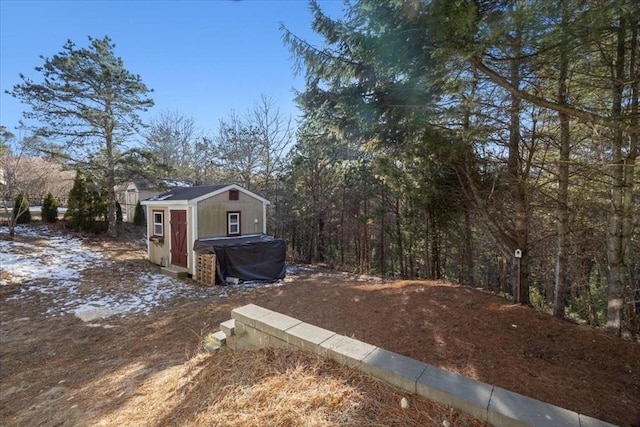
[196,253,217,286]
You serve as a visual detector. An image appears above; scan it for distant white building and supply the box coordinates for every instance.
[116,178,193,222]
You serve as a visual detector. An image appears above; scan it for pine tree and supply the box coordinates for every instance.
[133,201,145,226]
[13,193,31,224]
[65,170,92,231]
[8,36,154,238]
[41,192,58,223]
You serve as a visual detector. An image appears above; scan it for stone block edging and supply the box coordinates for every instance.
[221,304,616,427]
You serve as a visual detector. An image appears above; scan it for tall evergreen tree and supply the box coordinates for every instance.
[8,36,154,238]
[281,0,638,320]
[133,201,145,226]
[282,1,466,278]
[41,192,58,223]
[13,193,31,224]
[65,170,92,232]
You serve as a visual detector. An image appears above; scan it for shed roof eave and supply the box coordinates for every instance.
[141,184,271,205]
[141,200,190,207]
[189,184,270,205]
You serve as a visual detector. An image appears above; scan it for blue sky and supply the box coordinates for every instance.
[0,0,344,139]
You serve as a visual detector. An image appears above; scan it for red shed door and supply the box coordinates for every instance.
[170,210,188,268]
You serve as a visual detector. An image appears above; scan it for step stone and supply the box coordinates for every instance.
[203,342,220,353]
[220,319,235,336]
[231,304,273,328]
[212,330,227,346]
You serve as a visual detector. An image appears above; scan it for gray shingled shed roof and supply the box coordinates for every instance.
[147,184,231,202]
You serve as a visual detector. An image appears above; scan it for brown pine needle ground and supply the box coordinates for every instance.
[2,225,637,426]
[89,347,486,427]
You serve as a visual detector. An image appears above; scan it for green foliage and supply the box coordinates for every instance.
[8,36,154,141]
[8,36,154,238]
[566,267,609,326]
[41,192,58,223]
[13,193,31,224]
[91,188,108,222]
[112,148,175,187]
[529,287,552,314]
[65,170,108,233]
[65,170,91,231]
[281,0,464,276]
[0,125,14,156]
[133,201,145,226]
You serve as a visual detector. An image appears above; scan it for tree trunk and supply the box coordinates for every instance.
[578,257,599,327]
[508,32,530,305]
[430,210,442,280]
[5,205,16,239]
[627,17,639,341]
[554,6,571,318]
[423,207,430,279]
[605,10,637,335]
[463,206,474,286]
[306,220,315,264]
[105,113,118,239]
[394,197,405,278]
[340,186,345,266]
[379,189,386,276]
[317,216,325,263]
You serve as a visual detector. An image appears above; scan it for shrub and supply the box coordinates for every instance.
[65,170,92,231]
[89,188,107,221]
[65,170,114,234]
[13,193,31,224]
[133,201,145,226]
[41,192,58,223]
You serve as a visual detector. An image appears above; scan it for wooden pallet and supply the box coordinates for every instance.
[196,253,217,286]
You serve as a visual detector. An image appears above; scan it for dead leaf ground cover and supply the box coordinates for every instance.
[0,224,638,426]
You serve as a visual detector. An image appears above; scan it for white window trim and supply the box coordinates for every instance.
[228,212,240,236]
[153,211,164,236]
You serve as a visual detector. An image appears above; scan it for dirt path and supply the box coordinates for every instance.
[1,227,638,426]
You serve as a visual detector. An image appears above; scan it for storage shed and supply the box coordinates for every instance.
[116,178,193,222]
[141,184,276,280]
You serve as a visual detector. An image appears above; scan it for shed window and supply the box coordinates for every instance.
[228,211,240,236]
[229,189,239,201]
[153,211,164,236]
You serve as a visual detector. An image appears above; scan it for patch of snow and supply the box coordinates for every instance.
[0,225,246,321]
[0,224,51,239]
[148,193,174,201]
[85,323,119,329]
[238,280,284,291]
[1,233,100,286]
[26,206,68,214]
[286,265,300,275]
[161,179,192,187]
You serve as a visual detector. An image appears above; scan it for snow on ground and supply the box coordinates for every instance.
[0,225,284,322]
[1,225,99,286]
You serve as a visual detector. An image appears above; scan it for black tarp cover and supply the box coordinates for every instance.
[193,234,286,283]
